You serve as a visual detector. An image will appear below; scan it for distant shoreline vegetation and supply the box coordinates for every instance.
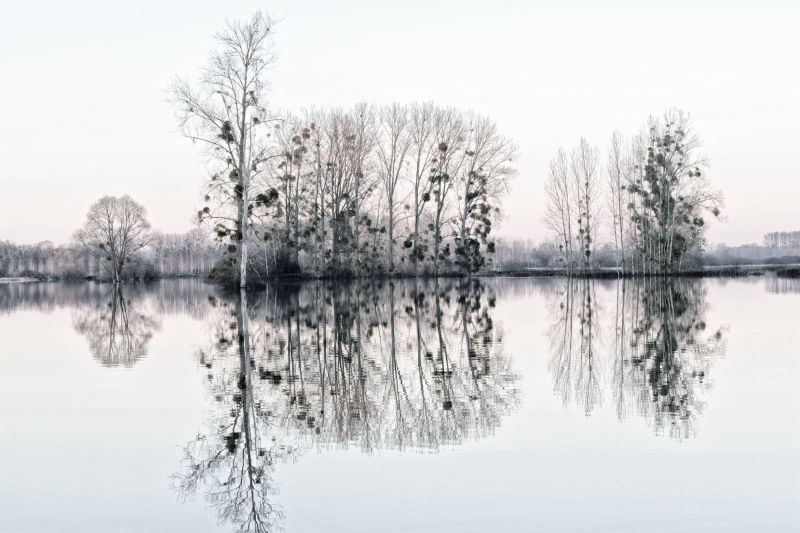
[1,260,798,286]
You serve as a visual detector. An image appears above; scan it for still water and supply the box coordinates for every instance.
[0,277,798,532]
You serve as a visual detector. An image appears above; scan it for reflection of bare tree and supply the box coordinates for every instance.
[72,286,160,367]
[620,279,726,439]
[177,280,519,531]
[174,290,294,533]
[548,278,726,439]
[548,278,602,414]
[254,279,519,452]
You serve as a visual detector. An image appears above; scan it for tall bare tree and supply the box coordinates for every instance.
[570,138,600,272]
[623,129,649,273]
[348,103,378,273]
[171,12,278,287]
[607,131,626,271]
[405,102,438,273]
[430,108,466,274]
[376,104,411,272]
[453,113,516,274]
[627,110,723,273]
[544,148,574,272]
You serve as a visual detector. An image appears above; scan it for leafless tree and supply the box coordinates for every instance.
[74,196,152,283]
[430,108,467,274]
[453,113,517,274]
[607,131,626,271]
[376,104,412,272]
[544,148,574,271]
[570,138,601,272]
[629,110,723,273]
[405,102,438,273]
[347,103,378,273]
[171,12,279,287]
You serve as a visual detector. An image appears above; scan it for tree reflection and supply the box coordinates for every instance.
[175,279,518,531]
[548,278,602,414]
[764,275,800,294]
[548,278,726,439]
[175,290,291,532]
[72,286,160,367]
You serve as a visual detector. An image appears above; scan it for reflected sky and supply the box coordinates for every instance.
[0,276,798,532]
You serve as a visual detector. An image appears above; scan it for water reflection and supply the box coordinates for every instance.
[175,289,289,532]
[547,278,727,439]
[765,274,800,294]
[0,277,779,531]
[175,279,518,532]
[72,286,161,367]
[0,279,215,367]
[0,279,216,316]
[0,281,110,315]
[548,279,602,414]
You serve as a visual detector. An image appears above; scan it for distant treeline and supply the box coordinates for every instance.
[5,229,797,281]
[0,230,219,280]
[493,234,800,271]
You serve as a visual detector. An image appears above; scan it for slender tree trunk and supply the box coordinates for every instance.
[388,204,394,272]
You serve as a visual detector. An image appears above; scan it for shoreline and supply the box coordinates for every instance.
[2,264,797,286]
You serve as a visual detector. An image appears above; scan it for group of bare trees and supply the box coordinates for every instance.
[0,240,86,279]
[544,139,602,273]
[149,229,219,277]
[763,231,800,249]
[172,12,517,286]
[545,110,724,275]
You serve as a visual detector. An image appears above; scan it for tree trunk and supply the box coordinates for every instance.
[388,202,394,272]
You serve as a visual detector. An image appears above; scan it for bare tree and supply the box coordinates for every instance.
[623,129,649,273]
[570,138,601,272]
[405,102,438,273]
[627,110,723,273]
[544,148,574,272]
[305,110,328,275]
[273,116,312,267]
[607,131,626,271]
[376,104,411,272]
[74,196,152,283]
[171,12,278,288]
[348,103,378,273]
[453,113,516,274]
[430,108,467,274]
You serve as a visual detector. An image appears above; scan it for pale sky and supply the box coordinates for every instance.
[1,0,797,247]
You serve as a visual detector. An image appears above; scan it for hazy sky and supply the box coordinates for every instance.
[1,0,797,246]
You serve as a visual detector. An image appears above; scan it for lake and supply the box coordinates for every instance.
[1,276,798,532]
